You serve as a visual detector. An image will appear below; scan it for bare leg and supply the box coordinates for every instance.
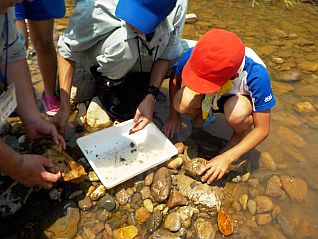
[28,19,57,97]
[224,95,253,148]
[15,20,28,49]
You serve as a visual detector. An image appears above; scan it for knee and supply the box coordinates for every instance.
[225,95,252,127]
[32,39,55,54]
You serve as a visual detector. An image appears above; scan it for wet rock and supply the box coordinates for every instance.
[298,61,318,72]
[260,152,276,171]
[29,138,87,183]
[68,190,84,200]
[294,85,316,97]
[97,195,116,212]
[77,102,87,126]
[96,209,112,221]
[218,209,234,236]
[143,199,154,213]
[113,225,138,239]
[127,212,137,226]
[144,172,154,186]
[271,81,294,95]
[247,178,259,188]
[177,206,199,229]
[164,212,182,232]
[140,186,151,200]
[86,185,96,197]
[174,174,222,209]
[131,192,143,209]
[263,225,287,239]
[277,214,294,237]
[256,214,272,225]
[115,189,129,206]
[183,152,207,181]
[241,172,250,182]
[239,194,248,210]
[174,142,185,154]
[275,70,300,82]
[148,229,180,239]
[272,112,302,127]
[44,207,80,239]
[90,185,106,201]
[247,199,257,215]
[146,210,163,231]
[255,195,274,213]
[265,175,286,198]
[282,144,305,162]
[88,171,100,181]
[295,101,316,113]
[280,175,308,202]
[78,196,93,210]
[194,218,216,239]
[135,207,151,224]
[151,167,171,203]
[277,126,307,148]
[167,191,188,208]
[86,96,112,128]
[167,155,183,169]
[271,57,284,64]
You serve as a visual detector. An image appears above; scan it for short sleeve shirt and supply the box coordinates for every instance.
[174,47,276,112]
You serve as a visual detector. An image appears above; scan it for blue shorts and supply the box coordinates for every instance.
[15,0,58,21]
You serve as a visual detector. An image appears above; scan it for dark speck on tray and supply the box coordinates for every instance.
[120,157,126,162]
[131,149,137,153]
[130,142,135,148]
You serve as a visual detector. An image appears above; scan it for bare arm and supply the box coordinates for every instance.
[200,110,271,183]
[51,55,75,134]
[162,73,182,137]
[130,59,169,133]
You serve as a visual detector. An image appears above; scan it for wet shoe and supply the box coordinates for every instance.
[40,92,60,116]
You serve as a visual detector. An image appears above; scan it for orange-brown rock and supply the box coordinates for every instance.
[218,209,234,236]
[280,175,308,202]
[166,191,188,208]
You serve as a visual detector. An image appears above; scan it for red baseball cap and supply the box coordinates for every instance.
[182,29,245,94]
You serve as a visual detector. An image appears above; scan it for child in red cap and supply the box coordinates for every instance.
[163,29,276,184]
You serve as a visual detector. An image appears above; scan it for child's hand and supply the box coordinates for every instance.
[199,155,231,184]
[163,111,182,138]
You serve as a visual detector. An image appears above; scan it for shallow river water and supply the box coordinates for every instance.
[0,0,318,239]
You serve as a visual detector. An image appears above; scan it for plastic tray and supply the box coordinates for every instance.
[77,119,177,189]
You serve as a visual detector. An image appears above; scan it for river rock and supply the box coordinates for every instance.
[151,167,171,203]
[265,175,286,198]
[78,196,93,210]
[116,189,129,205]
[97,195,116,211]
[148,229,180,239]
[144,172,154,186]
[135,207,150,224]
[194,218,216,239]
[164,212,182,232]
[88,171,99,181]
[96,209,112,221]
[280,175,308,202]
[173,174,222,210]
[295,101,316,113]
[256,213,272,225]
[44,207,80,239]
[282,144,305,162]
[143,199,154,213]
[294,85,317,97]
[277,214,294,237]
[167,191,188,208]
[263,225,287,239]
[272,112,302,127]
[86,96,112,128]
[277,126,307,148]
[178,206,199,229]
[271,81,294,95]
[113,225,138,239]
[146,210,163,231]
[90,185,106,200]
[141,186,152,200]
[275,70,300,82]
[260,152,276,171]
[255,195,274,213]
[166,155,183,169]
[298,61,318,72]
[247,199,257,215]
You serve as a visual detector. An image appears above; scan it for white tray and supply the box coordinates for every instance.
[77,119,178,189]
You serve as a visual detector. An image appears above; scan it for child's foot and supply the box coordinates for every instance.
[40,92,60,116]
